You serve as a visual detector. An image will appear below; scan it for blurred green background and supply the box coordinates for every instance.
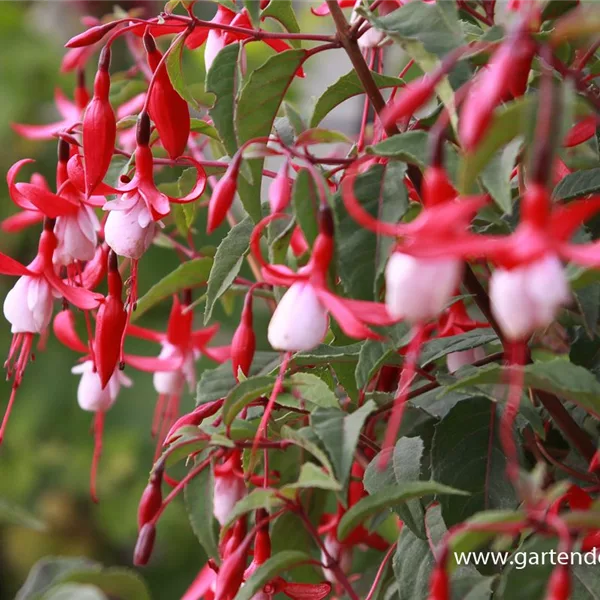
[0,2,236,598]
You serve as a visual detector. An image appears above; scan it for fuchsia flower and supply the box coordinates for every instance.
[212,450,247,526]
[0,220,102,442]
[2,171,47,233]
[8,141,103,266]
[343,161,488,325]
[127,293,229,447]
[252,207,395,352]
[11,72,89,140]
[203,6,304,76]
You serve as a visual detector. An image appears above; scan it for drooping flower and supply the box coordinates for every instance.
[252,207,395,353]
[212,450,247,526]
[0,220,102,443]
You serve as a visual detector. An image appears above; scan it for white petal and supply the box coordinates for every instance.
[490,267,535,340]
[446,347,486,373]
[526,255,570,329]
[105,199,156,259]
[267,283,328,352]
[212,472,246,526]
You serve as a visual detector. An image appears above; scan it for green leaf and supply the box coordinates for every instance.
[184,461,220,561]
[132,257,213,320]
[243,0,260,26]
[459,97,533,194]
[553,167,600,201]
[224,488,285,529]
[355,323,411,389]
[57,568,151,600]
[197,351,280,405]
[284,462,342,492]
[41,585,106,600]
[16,558,100,600]
[204,216,253,324]
[449,359,600,418]
[295,128,352,146]
[292,168,319,247]
[236,49,307,221]
[222,375,277,425]
[207,43,241,156]
[364,438,429,538]
[338,481,468,541]
[310,70,402,128]
[431,398,518,527]
[289,373,339,410]
[420,329,498,367]
[189,118,220,141]
[261,0,301,43]
[0,499,45,531]
[280,425,335,476]
[480,138,521,214]
[295,343,363,364]
[333,162,409,300]
[176,167,202,232]
[234,551,312,600]
[312,401,377,488]
[165,35,198,109]
[393,505,492,600]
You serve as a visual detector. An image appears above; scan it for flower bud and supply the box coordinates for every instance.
[133,523,156,566]
[82,47,116,196]
[545,565,570,600]
[138,467,164,529]
[267,282,329,352]
[65,21,119,48]
[385,252,462,323]
[214,541,248,600]
[382,76,440,127]
[94,251,127,387]
[231,293,256,379]
[269,162,292,213]
[207,162,239,233]
[144,31,190,159]
[428,564,449,600]
[564,116,596,148]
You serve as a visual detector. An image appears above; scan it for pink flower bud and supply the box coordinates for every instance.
[133,523,156,566]
[489,255,570,341]
[82,47,116,196]
[231,294,256,379]
[207,164,239,233]
[267,282,329,352]
[385,252,462,323]
[268,162,292,213]
[3,274,54,334]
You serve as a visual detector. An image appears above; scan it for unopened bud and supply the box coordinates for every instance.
[133,523,156,566]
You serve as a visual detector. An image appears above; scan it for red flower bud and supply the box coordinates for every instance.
[428,565,449,600]
[207,162,239,233]
[137,470,163,530]
[382,75,440,126]
[94,250,127,388]
[65,21,119,48]
[144,31,190,159]
[133,523,156,566]
[82,47,116,196]
[164,399,223,443]
[269,161,292,213]
[231,293,256,379]
[545,565,570,600]
[564,116,596,148]
[214,537,251,600]
[422,166,456,207]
